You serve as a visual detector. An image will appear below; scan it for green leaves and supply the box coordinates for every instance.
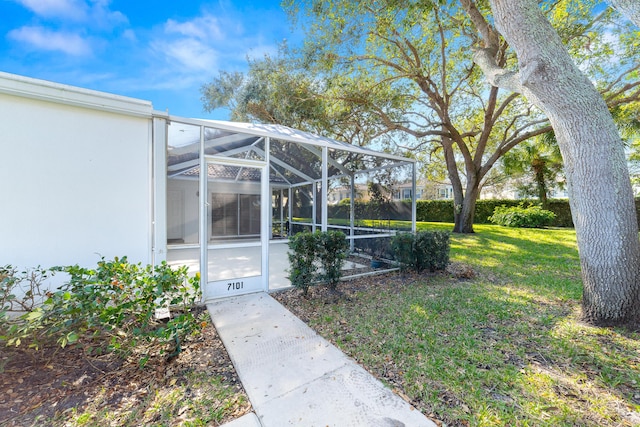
[391,230,451,272]
[489,204,557,228]
[287,230,350,294]
[0,258,202,362]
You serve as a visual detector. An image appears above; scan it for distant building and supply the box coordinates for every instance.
[327,177,572,204]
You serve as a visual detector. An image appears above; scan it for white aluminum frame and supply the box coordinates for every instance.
[201,154,270,300]
[161,115,417,300]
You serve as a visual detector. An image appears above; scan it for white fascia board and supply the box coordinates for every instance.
[0,72,153,118]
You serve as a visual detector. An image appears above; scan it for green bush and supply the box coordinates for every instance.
[546,199,574,227]
[287,232,319,295]
[1,257,201,363]
[391,231,450,272]
[416,200,455,222]
[287,230,350,294]
[389,233,414,273]
[415,231,450,272]
[489,204,556,228]
[317,231,349,291]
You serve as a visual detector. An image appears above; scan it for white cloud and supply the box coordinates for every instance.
[13,0,88,21]
[13,0,127,28]
[123,8,285,98]
[122,29,136,42]
[164,14,226,42]
[158,38,218,72]
[8,26,92,56]
[88,0,127,29]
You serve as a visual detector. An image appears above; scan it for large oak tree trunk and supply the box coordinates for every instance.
[456,182,480,234]
[442,136,469,233]
[486,0,640,325]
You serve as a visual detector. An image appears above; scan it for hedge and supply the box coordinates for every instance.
[325,198,640,229]
[419,199,577,227]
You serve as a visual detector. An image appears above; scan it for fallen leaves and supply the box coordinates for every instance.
[0,307,251,426]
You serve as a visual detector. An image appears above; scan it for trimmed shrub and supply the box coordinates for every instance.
[390,233,414,273]
[414,198,574,227]
[546,199,574,227]
[317,231,349,291]
[287,231,318,295]
[489,204,556,228]
[415,231,451,272]
[287,230,350,294]
[391,231,450,272]
[416,200,455,223]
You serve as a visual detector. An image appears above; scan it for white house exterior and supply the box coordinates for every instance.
[0,72,416,300]
[0,72,155,273]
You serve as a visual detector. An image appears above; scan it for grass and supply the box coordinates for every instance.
[286,223,640,426]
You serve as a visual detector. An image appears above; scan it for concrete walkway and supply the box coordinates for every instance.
[207,292,436,427]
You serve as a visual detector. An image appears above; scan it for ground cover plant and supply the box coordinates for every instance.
[274,223,640,426]
[1,258,202,359]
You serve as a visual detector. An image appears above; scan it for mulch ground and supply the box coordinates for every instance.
[0,306,251,426]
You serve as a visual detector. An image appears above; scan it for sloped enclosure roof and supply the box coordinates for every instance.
[167,119,414,185]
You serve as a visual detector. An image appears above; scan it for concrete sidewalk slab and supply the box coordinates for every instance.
[208,292,436,427]
[221,412,261,427]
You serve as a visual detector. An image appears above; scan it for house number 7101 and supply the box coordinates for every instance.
[228,281,244,291]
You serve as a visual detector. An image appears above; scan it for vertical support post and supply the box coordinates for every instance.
[321,146,328,232]
[152,117,167,266]
[262,137,270,291]
[198,125,207,296]
[288,187,293,237]
[412,162,417,233]
[350,174,355,252]
[280,189,284,237]
[312,183,317,232]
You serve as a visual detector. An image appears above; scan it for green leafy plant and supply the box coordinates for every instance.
[1,257,201,360]
[317,231,349,291]
[489,204,557,228]
[391,231,450,272]
[390,233,414,273]
[414,231,450,272]
[287,230,350,294]
[1,265,51,332]
[287,232,319,295]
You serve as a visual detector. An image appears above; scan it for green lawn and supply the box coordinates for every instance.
[280,223,640,426]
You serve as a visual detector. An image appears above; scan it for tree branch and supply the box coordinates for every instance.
[472,48,522,93]
[606,0,640,27]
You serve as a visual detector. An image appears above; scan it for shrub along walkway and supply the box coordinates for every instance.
[207,292,435,426]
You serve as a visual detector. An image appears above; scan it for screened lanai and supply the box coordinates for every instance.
[162,117,416,301]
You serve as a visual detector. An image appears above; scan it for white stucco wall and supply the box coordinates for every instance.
[0,76,153,273]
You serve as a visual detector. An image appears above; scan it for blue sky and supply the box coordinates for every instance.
[0,0,299,119]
